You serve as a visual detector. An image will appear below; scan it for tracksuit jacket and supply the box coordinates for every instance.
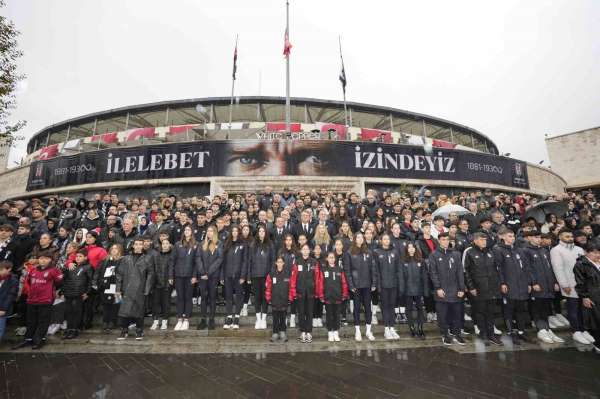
[343,250,378,290]
[317,263,349,304]
[221,241,248,280]
[373,247,404,292]
[62,262,94,298]
[265,268,293,310]
[522,244,557,299]
[427,248,465,303]
[463,245,501,300]
[290,257,321,298]
[493,243,531,300]
[402,259,429,297]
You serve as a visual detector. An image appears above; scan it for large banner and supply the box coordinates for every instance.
[27,140,529,191]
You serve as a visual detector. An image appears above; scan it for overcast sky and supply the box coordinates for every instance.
[5,0,600,167]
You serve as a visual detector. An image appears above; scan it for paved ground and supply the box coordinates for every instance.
[0,345,598,399]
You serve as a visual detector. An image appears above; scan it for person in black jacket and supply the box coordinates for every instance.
[574,239,600,352]
[150,240,171,331]
[266,256,292,342]
[428,233,466,346]
[61,248,93,339]
[168,225,200,331]
[0,261,18,342]
[317,251,349,342]
[374,234,403,340]
[94,244,123,333]
[290,243,320,343]
[402,243,429,340]
[197,225,223,330]
[345,233,377,342]
[248,224,274,330]
[463,232,503,346]
[493,227,532,345]
[222,226,247,330]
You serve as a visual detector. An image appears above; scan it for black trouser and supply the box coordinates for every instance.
[341,298,349,320]
[471,298,496,339]
[175,277,193,318]
[325,303,341,331]
[380,287,397,327]
[405,295,425,326]
[65,296,83,331]
[371,289,379,306]
[224,277,243,315]
[243,282,251,304]
[353,288,373,325]
[252,277,268,314]
[119,317,144,332]
[272,309,287,334]
[199,275,219,319]
[25,304,52,345]
[424,295,435,313]
[50,301,66,324]
[313,298,323,318]
[531,297,552,330]
[436,301,461,336]
[152,287,170,320]
[552,292,562,314]
[83,291,96,328]
[296,294,315,333]
[102,303,119,326]
[565,297,584,332]
[502,298,529,332]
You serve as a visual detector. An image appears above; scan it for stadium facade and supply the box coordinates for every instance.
[0,96,566,200]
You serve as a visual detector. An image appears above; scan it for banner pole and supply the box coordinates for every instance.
[285,0,291,139]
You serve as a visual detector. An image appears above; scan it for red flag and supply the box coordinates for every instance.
[168,125,198,136]
[38,144,59,160]
[266,122,301,133]
[432,139,457,149]
[91,132,118,144]
[283,27,292,58]
[360,128,392,143]
[125,127,156,141]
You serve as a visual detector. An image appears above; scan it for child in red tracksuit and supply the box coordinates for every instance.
[317,252,349,342]
[266,256,293,343]
[13,251,63,350]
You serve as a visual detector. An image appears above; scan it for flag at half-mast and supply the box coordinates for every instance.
[339,41,347,94]
[232,40,238,80]
[283,27,292,57]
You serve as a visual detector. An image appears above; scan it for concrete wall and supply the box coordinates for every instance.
[546,127,600,189]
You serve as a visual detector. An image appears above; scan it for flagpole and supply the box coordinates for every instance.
[227,34,239,140]
[339,35,348,128]
[285,0,291,139]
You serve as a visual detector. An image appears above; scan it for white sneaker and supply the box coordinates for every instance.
[355,327,362,342]
[255,314,261,330]
[60,321,67,330]
[384,327,394,340]
[464,314,472,321]
[161,320,168,330]
[537,329,554,344]
[582,331,596,343]
[474,325,480,335]
[47,324,60,335]
[548,316,560,329]
[548,329,564,343]
[290,314,296,328]
[240,304,248,317]
[181,320,189,331]
[573,331,591,345]
[432,313,437,321]
[365,329,375,341]
[371,314,378,325]
[150,320,159,330]
[391,328,400,340]
[556,314,570,327]
[312,318,318,327]
[261,314,267,329]
[174,320,183,331]
[493,325,502,335]
[328,331,334,342]
[349,301,354,314]
[333,331,340,342]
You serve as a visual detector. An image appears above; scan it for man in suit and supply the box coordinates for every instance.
[271,217,290,254]
[293,210,315,241]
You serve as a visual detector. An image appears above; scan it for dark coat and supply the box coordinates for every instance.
[222,241,247,280]
[0,275,18,313]
[523,244,557,299]
[373,247,403,291]
[154,250,171,289]
[248,242,274,279]
[116,253,154,318]
[401,259,429,297]
[290,256,320,298]
[574,256,600,330]
[197,244,223,278]
[428,248,465,303]
[94,257,120,304]
[265,268,292,310]
[168,242,200,279]
[61,262,94,298]
[493,243,531,300]
[344,250,377,290]
[463,245,501,300]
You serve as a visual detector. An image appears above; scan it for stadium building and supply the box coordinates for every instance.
[0,96,566,200]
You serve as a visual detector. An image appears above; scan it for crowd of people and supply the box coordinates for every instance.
[0,186,599,351]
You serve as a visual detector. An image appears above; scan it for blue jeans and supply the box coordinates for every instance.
[0,316,6,342]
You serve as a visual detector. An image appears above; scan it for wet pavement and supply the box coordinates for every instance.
[1,346,598,399]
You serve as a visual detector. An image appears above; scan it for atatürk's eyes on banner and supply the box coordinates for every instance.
[27,140,529,191]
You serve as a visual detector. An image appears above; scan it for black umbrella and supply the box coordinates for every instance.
[524,200,568,224]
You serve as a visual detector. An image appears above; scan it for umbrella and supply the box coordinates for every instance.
[524,200,568,224]
[432,204,469,219]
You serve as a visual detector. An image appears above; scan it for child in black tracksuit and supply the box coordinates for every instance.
[61,248,94,339]
[318,252,349,342]
[266,256,292,342]
[95,244,123,332]
[290,243,320,343]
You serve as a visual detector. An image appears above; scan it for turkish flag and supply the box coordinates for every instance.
[168,125,198,135]
[266,122,301,133]
[125,127,156,141]
[360,128,392,143]
[91,132,118,144]
[432,139,456,149]
[38,144,59,160]
[318,123,347,140]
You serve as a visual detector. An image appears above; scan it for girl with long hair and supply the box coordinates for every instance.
[248,224,274,329]
[401,242,427,339]
[222,226,246,329]
[168,225,198,331]
[197,225,223,330]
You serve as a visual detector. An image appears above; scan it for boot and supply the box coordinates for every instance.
[417,324,426,340]
[409,324,417,338]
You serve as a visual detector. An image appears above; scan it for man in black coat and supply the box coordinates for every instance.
[464,231,502,345]
[293,210,315,241]
[574,238,600,352]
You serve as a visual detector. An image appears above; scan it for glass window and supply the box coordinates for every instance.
[69,121,96,140]
[347,109,385,129]
[472,136,488,152]
[96,116,127,135]
[168,106,208,126]
[128,110,166,128]
[47,128,69,145]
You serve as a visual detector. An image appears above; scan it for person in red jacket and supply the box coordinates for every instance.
[13,250,63,350]
[290,243,321,343]
[317,251,349,342]
[266,256,293,343]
